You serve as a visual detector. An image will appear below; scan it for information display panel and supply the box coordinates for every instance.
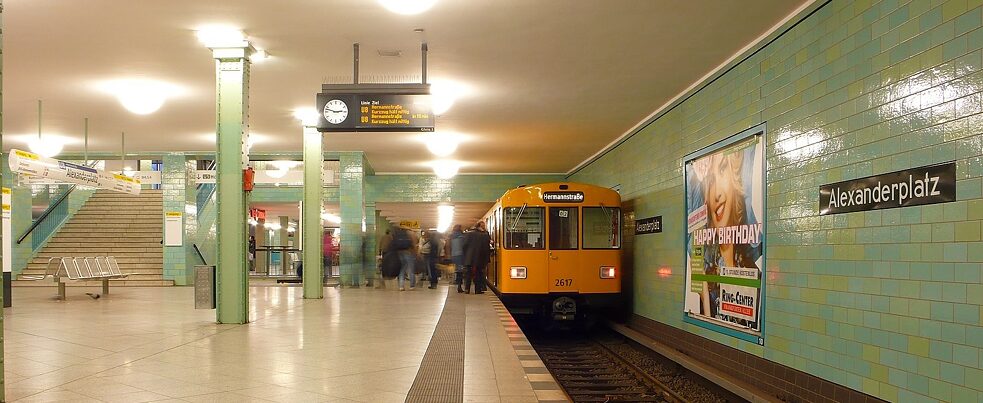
[316,93,434,132]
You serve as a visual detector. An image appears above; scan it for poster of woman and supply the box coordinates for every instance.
[684,130,764,339]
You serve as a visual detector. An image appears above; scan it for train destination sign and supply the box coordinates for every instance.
[8,149,141,195]
[543,191,585,203]
[316,93,434,133]
[635,215,662,235]
[819,162,956,215]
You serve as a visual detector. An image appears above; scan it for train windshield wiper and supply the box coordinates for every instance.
[510,203,527,232]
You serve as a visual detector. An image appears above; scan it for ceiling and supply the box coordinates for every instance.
[3,1,807,173]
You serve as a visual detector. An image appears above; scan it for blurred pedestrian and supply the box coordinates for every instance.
[449,225,466,293]
[393,224,418,291]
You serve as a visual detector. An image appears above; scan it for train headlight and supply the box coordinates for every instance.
[510,266,527,279]
[600,266,616,279]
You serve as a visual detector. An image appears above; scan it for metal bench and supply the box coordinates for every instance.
[24,256,129,300]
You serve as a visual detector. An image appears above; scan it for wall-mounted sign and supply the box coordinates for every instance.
[8,149,141,195]
[399,220,420,229]
[192,170,335,185]
[164,212,183,247]
[542,191,585,203]
[2,188,11,274]
[316,93,434,133]
[819,162,956,215]
[635,216,662,235]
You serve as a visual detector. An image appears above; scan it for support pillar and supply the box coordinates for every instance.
[210,44,251,324]
[302,126,323,298]
[278,216,289,246]
[363,202,377,285]
[339,152,365,287]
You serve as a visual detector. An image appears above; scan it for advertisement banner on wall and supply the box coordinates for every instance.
[683,126,765,344]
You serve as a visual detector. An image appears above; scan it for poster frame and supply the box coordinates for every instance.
[681,123,767,345]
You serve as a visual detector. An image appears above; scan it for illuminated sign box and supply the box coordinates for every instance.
[316,84,435,133]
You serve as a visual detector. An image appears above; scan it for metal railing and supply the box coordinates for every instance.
[17,160,101,248]
[193,243,208,266]
[253,246,301,277]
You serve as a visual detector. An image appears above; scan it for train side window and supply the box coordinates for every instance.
[504,207,544,249]
[583,207,621,249]
[548,207,579,250]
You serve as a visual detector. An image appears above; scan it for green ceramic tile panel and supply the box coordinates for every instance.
[569,0,983,399]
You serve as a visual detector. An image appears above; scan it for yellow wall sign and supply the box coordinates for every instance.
[399,220,420,229]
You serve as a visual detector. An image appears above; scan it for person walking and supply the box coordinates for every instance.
[248,236,257,272]
[449,225,466,293]
[392,224,418,291]
[422,231,440,289]
[462,221,492,294]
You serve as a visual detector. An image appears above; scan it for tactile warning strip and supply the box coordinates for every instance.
[405,292,466,403]
[489,297,569,403]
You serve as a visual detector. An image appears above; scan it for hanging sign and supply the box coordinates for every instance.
[8,149,141,195]
[193,169,335,185]
[635,216,662,235]
[316,93,434,133]
[819,162,956,215]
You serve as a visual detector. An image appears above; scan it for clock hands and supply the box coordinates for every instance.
[325,108,345,114]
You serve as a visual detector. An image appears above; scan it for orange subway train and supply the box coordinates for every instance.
[480,182,622,324]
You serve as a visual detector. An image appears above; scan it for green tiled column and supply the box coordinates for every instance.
[339,152,364,287]
[363,202,377,284]
[211,47,250,324]
[2,156,32,275]
[161,153,193,285]
[302,126,323,298]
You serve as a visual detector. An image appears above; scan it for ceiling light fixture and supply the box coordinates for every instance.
[321,213,342,224]
[432,160,461,179]
[292,108,320,126]
[429,80,471,116]
[28,137,64,159]
[196,26,246,48]
[377,0,438,15]
[249,49,269,63]
[436,204,455,233]
[96,79,184,115]
[423,132,460,157]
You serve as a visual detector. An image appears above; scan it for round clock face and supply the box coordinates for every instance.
[323,99,349,124]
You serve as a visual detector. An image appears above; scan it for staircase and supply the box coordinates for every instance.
[15,189,174,287]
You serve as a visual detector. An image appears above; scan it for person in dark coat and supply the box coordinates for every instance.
[462,221,492,294]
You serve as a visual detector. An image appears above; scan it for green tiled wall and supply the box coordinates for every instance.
[162,154,196,285]
[365,174,565,202]
[339,152,365,286]
[570,0,983,401]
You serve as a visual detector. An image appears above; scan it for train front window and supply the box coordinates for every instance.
[548,207,579,250]
[504,207,544,249]
[583,207,621,249]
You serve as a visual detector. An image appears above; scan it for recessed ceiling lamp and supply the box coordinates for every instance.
[97,79,184,115]
[430,80,471,116]
[423,132,460,157]
[432,160,461,179]
[196,26,246,48]
[377,0,438,15]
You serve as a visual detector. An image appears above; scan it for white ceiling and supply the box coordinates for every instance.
[3,0,807,173]
[377,202,493,230]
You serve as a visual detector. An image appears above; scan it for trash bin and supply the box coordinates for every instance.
[195,265,216,309]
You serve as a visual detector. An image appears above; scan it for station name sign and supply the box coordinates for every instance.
[819,162,956,215]
[542,191,584,203]
[316,93,434,133]
[635,215,662,235]
[8,149,141,195]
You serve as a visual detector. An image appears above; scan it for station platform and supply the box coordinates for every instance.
[2,284,565,403]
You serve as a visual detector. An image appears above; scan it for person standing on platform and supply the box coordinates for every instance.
[248,236,257,272]
[462,221,492,294]
[449,225,466,293]
[393,224,418,291]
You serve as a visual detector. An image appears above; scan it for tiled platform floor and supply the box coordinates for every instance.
[3,284,565,402]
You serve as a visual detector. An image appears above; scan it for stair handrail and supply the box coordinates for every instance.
[193,243,208,265]
[16,160,100,245]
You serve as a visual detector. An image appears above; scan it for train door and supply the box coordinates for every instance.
[547,206,579,292]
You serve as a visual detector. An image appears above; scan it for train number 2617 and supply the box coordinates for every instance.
[554,279,573,287]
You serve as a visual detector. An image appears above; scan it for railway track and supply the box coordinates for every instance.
[530,335,687,403]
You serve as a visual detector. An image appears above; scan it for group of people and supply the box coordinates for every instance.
[380,220,492,293]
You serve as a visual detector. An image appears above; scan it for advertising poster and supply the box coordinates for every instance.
[684,129,764,342]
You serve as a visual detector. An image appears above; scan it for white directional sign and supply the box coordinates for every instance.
[8,149,141,195]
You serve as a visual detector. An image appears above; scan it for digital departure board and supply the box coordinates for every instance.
[316,93,435,132]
